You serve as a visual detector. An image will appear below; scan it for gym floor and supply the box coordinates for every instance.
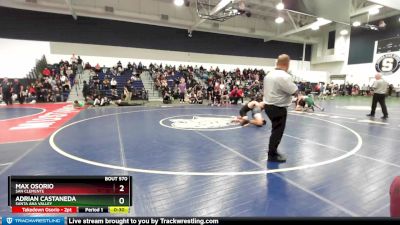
[0,96,399,217]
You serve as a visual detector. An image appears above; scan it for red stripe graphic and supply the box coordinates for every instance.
[0,103,83,144]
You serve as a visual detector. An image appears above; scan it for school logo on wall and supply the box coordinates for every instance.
[159,115,240,131]
[375,54,400,75]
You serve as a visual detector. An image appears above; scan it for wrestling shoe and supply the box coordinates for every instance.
[366,114,375,117]
[267,153,287,163]
[381,116,388,120]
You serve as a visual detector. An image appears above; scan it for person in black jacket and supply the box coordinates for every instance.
[82,80,90,101]
[2,78,12,105]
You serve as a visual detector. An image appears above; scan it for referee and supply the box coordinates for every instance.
[367,73,389,119]
[264,54,298,163]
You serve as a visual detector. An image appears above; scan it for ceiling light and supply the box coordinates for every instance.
[314,18,331,27]
[340,29,348,35]
[352,21,361,27]
[276,2,284,10]
[369,8,380,15]
[174,0,184,7]
[311,25,319,31]
[316,17,327,22]
[275,17,284,24]
[398,17,400,22]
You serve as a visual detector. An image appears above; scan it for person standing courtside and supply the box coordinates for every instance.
[367,73,388,119]
[264,54,298,162]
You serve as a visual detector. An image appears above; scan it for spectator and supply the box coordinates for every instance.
[178,77,186,103]
[361,84,367,96]
[28,83,36,98]
[189,89,197,104]
[66,67,74,85]
[77,56,83,65]
[389,84,394,97]
[70,54,77,63]
[1,78,12,105]
[110,77,117,96]
[93,94,109,107]
[82,80,90,101]
[396,84,400,97]
[13,79,21,103]
[18,84,26,104]
[42,67,51,77]
[84,62,92,70]
[127,62,133,71]
[229,86,240,104]
[95,63,101,72]
[124,80,132,102]
[103,78,110,90]
[163,88,172,104]
[101,65,107,74]
[196,87,203,104]
[63,79,71,93]
[221,88,230,106]
[237,86,244,104]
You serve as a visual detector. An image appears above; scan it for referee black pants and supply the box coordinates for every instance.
[370,93,388,117]
[265,105,287,156]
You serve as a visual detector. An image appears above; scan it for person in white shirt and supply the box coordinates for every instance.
[263,54,298,163]
[366,73,388,119]
[70,54,77,63]
[110,78,117,90]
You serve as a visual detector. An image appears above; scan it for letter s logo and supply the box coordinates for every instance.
[376,54,400,75]
[382,57,394,72]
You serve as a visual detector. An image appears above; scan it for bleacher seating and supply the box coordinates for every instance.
[91,68,146,101]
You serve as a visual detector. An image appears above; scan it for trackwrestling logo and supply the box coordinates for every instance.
[159,115,240,131]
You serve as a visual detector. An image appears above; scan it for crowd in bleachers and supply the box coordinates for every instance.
[3,57,400,106]
[150,63,265,105]
[299,82,400,98]
[141,62,400,105]
[84,61,147,106]
[0,55,82,105]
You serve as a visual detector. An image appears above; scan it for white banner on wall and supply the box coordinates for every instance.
[373,37,400,85]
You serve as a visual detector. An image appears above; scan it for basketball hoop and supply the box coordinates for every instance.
[196,0,242,22]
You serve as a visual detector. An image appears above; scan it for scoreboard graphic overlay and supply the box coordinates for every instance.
[8,176,132,214]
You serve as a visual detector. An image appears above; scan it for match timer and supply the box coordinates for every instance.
[8,176,132,214]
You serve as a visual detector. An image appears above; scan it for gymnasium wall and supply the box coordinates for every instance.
[0,38,49,78]
[348,15,400,65]
[311,14,400,85]
[48,41,311,72]
[0,6,311,61]
[0,38,312,78]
